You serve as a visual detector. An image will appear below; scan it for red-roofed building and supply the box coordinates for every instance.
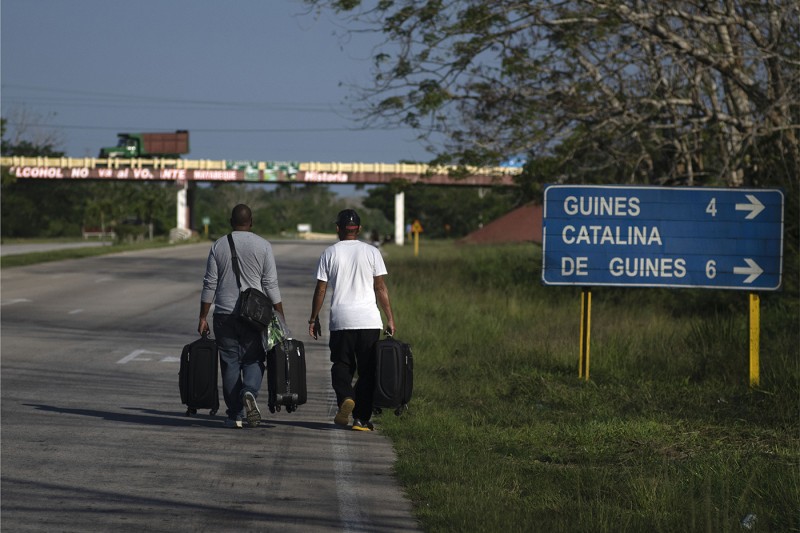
[458,203,543,245]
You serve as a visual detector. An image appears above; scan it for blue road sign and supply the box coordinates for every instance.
[542,185,784,290]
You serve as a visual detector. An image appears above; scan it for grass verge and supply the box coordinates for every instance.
[376,241,799,532]
[0,237,202,269]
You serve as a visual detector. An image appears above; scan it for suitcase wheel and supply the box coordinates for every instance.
[394,404,408,416]
[186,408,197,417]
[209,409,218,416]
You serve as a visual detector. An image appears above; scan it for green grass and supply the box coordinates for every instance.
[376,241,799,532]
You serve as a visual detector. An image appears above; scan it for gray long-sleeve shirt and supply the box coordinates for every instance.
[201,231,282,315]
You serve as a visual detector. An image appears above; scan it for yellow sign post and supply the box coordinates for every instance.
[749,292,760,388]
[411,220,423,257]
[579,288,592,380]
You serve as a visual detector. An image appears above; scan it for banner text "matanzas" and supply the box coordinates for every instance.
[10,167,241,181]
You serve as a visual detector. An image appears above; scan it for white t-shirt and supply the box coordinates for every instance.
[316,240,387,331]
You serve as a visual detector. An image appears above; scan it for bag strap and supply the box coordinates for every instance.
[226,233,242,290]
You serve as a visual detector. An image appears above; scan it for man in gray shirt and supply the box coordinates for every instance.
[199,204,284,429]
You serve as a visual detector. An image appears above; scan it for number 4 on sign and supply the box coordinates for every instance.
[706,198,717,217]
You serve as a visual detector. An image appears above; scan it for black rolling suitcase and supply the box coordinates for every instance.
[267,338,307,413]
[179,333,220,416]
[373,334,413,415]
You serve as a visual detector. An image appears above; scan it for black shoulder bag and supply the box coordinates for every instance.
[227,234,273,331]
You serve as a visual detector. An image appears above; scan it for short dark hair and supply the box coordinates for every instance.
[230,204,252,227]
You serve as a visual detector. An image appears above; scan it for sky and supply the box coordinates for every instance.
[0,0,432,164]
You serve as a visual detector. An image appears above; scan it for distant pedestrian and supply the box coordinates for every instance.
[308,209,395,431]
[198,204,285,429]
[370,229,381,248]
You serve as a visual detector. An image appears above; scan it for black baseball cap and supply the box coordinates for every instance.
[335,209,361,228]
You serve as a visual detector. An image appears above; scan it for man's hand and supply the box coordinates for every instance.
[308,317,321,340]
[198,302,212,336]
[309,280,327,340]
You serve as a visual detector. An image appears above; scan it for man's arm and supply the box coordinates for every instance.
[198,301,212,335]
[308,279,327,339]
[261,242,283,306]
[374,275,395,335]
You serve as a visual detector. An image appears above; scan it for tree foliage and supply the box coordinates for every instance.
[304,0,799,294]
[192,183,393,238]
[363,183,519,238]
[303,0,799,190]
[2,118,178,240]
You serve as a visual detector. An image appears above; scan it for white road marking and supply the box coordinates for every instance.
[330,390,367,532]
[68,309,83,315]
[1,299,31,306]
[117,349,163,364]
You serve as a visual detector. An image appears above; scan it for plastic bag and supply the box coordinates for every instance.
[262,312,292,352]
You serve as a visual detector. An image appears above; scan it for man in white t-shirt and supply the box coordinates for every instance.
[308,209,396,431]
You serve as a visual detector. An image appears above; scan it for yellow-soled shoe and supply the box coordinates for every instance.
[351,419,374,431]
[334,398,355,426]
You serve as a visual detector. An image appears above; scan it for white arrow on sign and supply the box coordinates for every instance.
[733,258,763,283]
[735,194,765,220]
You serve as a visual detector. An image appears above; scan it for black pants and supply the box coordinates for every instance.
[329,329,380,421]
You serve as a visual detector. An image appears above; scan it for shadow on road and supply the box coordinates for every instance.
[24,404,348,433]
[23,404,234,429]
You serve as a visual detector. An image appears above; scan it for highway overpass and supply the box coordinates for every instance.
[1,156,521,244]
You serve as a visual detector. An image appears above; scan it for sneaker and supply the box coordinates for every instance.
[334,398,355,426]
[224,417,243,429]
[243,392,261,428]
[351,419,374,431]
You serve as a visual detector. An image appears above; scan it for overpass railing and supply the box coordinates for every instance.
[1,157,521,186]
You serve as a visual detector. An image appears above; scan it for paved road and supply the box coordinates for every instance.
[1,241,421,532]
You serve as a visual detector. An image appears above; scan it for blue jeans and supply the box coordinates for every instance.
[214,313,265,420]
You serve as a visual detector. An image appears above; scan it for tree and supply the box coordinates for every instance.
[192,183,378,238]
[364,183,519,238]
[302,1,799,190]
[1,117,71,238]
[266,184,340,234]
[2,117,175,239]
[1,108,65,156]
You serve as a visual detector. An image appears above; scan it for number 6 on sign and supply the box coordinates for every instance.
[706,260,717,279]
